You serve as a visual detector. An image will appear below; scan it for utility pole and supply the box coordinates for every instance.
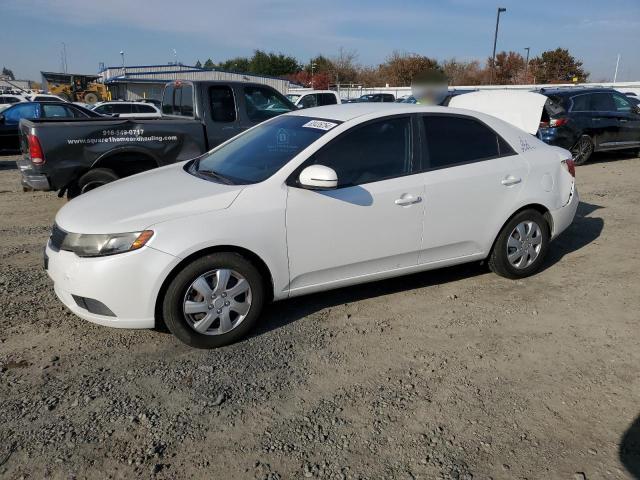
[524,47,530,83]
[120,50,126,77]
[60,42,68,73]
[490,7,507,84]
[311,61,317,89]
[614,54,621,83]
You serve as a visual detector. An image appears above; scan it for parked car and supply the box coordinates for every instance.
[44,103,578,348]
[357,93,395,103]
[0,93,28,112]
[90,101,162,118]
[28,94,69,103]
[449,88,640,165]
[286,90,341,109]
[0,101,101,155]
[18,80,295,196]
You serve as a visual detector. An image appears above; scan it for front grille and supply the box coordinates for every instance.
[49,224,67,251]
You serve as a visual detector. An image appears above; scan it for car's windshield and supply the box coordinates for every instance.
[190,115,341,185]
[286,94,301,103]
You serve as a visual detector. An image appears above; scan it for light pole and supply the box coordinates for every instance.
[524,47,530,82]
[490,7,507,84]
[120,50,126,76]
[310,62,317,89]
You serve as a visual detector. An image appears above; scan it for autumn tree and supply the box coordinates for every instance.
[379,51,441,86]
[529,48,589,84]
[491,51,526,85]
[442,59,486,85]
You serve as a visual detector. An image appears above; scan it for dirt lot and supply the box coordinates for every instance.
[0,152,639,480]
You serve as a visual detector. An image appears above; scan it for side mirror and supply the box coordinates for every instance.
[0,114,4,124]
[296,104,304,109]
[298,165,338,190]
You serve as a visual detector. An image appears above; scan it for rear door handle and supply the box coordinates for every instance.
[395,194,422,206]
[501,176,522,186]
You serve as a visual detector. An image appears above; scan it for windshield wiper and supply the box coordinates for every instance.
[196,169,235,185]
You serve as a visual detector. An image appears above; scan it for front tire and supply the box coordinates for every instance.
[76,167,120,195]
[162,253,265,349]
[488,210,550,279]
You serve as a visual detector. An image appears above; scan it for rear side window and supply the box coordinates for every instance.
[590,93,615,111]
[209,86,236,122]
[570,94,590,112]
[244,86,293,121]
[112,104,133,114]
[3,103,39,124]
[317,93,337,106]
[137,104,157,113]
[422,115,514,170]
[161,84,194,117]
[311,116,412,187]
[0,96,20,104]
[300,94,318,108]
[42,104,80,118]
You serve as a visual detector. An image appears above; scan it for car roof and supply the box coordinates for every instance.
[289,90,336,95]
[285,103,453,122]
[539,87,617,97]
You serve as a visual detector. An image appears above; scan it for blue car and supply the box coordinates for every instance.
[0,101,100,154]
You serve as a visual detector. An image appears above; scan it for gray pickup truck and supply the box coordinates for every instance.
[18,80,295,197]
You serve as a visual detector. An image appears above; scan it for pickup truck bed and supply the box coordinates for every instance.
[18,80,294,196]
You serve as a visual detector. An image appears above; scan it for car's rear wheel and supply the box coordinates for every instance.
[162,253,265,349]
[76,168,120,196]
[571,135,594,165]
[488,209,550,279]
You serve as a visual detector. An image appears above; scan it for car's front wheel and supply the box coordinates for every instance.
[162,253,265,348]
[488,209,550,279]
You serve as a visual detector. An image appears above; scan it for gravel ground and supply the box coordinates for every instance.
[1,152,639,480]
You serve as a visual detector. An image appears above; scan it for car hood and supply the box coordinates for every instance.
[449,90,547,135]
[55,163,244,234]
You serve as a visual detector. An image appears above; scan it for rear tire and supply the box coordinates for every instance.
[77,168,120,195]
[571,135,594,165]
[162,253,265,349]
[488,209,550,279]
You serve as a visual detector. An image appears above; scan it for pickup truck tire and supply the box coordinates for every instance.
[162,253,265,349]
[76,168,120,195]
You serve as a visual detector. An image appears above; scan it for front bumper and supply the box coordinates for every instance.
[45,242,178,329]
[17,158,51,191]
[550,183,579,240]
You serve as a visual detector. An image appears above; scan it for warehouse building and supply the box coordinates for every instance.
[99,64,291,101]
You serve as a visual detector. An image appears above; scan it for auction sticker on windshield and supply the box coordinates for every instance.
[302,120,338,131]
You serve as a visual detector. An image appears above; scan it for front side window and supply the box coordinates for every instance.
[191,115,336,184]
[244,86,293,121]
[422,115,514,169]
[42,104,78,118]
[209,86,236,122]
[310,116,412,187]
[318,93,337,106]
[179,85,194,116]
[112,104,133,114]
[3,103,39,124]
[613,94,633,113]
[95,104,113,115]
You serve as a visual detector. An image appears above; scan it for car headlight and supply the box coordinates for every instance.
[60,230,154,257]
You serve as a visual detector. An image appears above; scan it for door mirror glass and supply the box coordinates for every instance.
[298,165,338,189]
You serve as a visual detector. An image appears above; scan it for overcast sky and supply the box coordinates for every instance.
[2,0,639,83]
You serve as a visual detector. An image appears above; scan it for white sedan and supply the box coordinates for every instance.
[44,104,579,348]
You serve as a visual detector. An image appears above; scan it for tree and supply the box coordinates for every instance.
[248,50,299,76]
[194,60,202,69]
[2,67,15,80]
[217,57,250,72]
[203,58,215,70]
[331,47,359,84]
[379,51,442,86]
[491,51,526,85]
[442,59,487,85]
[529,48,588,84]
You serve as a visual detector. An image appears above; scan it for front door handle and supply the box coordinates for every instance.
[501,176,522,186]
[395,194,422,206]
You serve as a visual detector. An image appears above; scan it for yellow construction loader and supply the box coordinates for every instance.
[41,71,110,104]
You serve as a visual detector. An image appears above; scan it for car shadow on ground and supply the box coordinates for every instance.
[541,200,604,271]
[0,160,17,171]
[587,150,639,166]
[620,415,640,479]
[254,201,604,338]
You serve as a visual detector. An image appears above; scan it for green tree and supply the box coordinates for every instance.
[194,60,202,69]
[529,48,588,84]
[217,57,251,72]
[248,50,299,76]
[202,58,215,70]
[2,67,15,80]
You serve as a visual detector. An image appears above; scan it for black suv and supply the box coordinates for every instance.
[538,88,640,164]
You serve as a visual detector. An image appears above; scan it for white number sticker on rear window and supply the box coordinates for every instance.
[302,120,338,131]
